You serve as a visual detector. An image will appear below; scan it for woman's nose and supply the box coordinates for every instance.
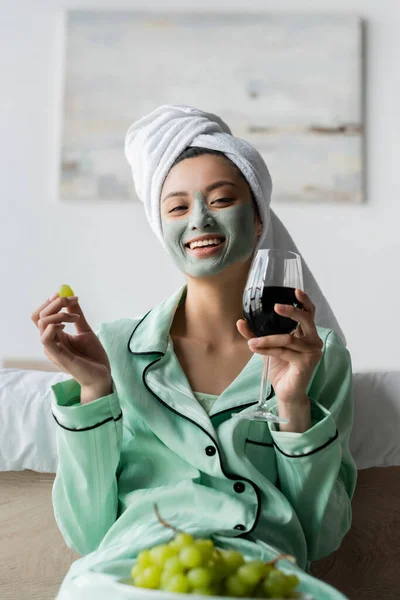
[190,214,214,230]
[189,194,216,230]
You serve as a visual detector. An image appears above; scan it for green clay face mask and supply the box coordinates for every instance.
[161,192,256,277]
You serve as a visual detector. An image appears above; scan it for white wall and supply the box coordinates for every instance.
[1,0,399,372]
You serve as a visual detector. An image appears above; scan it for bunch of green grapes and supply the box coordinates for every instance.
[127,533,300,598]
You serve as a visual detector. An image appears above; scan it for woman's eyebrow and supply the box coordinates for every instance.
[161,180,239,203]
[205,180,240,194]
[161,190,188,203]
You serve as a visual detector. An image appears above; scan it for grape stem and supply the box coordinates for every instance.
[154,504,183,534]
[266,553,296,566]
[153,503,296,566]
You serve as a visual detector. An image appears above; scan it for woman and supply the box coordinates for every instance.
[32,105,356,600]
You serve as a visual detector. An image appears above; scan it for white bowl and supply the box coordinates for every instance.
[117,579,314,600]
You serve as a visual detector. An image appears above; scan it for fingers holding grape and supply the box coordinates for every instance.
[31,286,112,391]
[31,295,79,330]
[38,310,80,335]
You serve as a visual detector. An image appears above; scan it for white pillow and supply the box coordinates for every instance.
[0,368,70,472]
[350,371,400,470]
[1,368,400,473]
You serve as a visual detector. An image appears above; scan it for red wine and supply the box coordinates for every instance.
[243,286,303,337]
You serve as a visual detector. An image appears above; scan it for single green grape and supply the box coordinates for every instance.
[134,565,162,589]
[220,549,245,575]
[160,573,171,590]
[137,549,153,568]
[194,538,215,561]
[237,561,265,586]
[191,587,213,596]
[130,563,142,580]
[171,532,194,549]
[204,560,217,584]
[164,573,190,593]
[179,545,203,568]
[144,565,162,589]
[58,284,74,297]
[187,567,212,588]
[285,573,300,589]
[225,573,250,597]
[277,573,301,597]
[149,544,177,567]
[133,573,146,588]
[160,557,185,588]
[262,569,287,598]
[205,557,226,583]
[163,556,185,576]
[263,580,285,598]
[263,564,275,578]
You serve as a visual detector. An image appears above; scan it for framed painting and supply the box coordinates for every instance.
[60,12,364,203]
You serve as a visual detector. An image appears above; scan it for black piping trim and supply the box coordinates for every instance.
[272,428,339,458]
[136,352,262,537]
[127,309,155,354]
[211,402,257,419]
[52,410,122,432]
[245,439,274,448]
[211,387,275,420]
[128,311,339,460]
[126,307,265,535]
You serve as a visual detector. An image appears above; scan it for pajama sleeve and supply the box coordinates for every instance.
[50,323,123,556]
[267,330,357,562]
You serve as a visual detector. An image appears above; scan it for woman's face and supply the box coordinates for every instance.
[160,154,262,278]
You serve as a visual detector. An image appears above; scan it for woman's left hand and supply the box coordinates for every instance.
[237,289,323,406]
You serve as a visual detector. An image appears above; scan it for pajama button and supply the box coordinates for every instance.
[205,446,216,456]
[234,482,245,493]
[234,524,246,531]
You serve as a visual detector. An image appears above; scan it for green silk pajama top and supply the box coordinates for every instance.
[50,286,357,600]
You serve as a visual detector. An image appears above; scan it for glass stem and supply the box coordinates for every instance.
[259,355,271,410]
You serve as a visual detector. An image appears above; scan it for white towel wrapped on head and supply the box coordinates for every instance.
[125,104,345,343]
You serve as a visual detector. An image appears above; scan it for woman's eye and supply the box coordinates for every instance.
[169,205,188,213]
[211,198,234,205]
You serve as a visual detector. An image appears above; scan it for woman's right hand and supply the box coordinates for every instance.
[31,293,112,395]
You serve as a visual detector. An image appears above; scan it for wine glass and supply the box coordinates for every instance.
[233,249,304,422]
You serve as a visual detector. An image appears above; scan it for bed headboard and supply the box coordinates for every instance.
[2,357,64,372]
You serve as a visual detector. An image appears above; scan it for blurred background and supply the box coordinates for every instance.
[0,0,399,373]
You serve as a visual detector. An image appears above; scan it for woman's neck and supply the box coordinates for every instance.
[172,259,252,347]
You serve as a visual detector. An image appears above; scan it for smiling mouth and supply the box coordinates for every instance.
[184,235,226,258]
[184,236,226,250]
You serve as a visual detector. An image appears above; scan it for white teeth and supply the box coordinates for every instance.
[189,238,223,249]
